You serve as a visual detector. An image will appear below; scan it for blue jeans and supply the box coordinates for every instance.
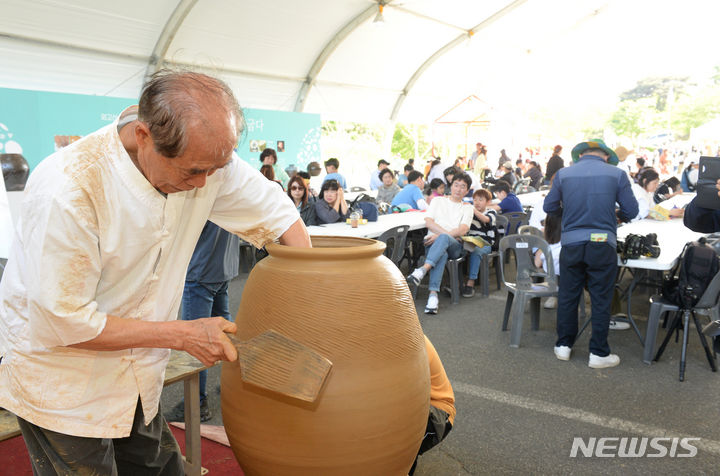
[556,242,617,356]
[467,245,492,280]
[181,280,233,402]
[424,234,463,292]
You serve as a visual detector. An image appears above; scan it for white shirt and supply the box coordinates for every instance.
[631,183,654,220]
[0,121,299,438]
[426,196,473,238]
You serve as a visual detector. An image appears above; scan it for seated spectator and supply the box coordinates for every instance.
[392,171,428,210]
[376,168,401,205]
[409,335,456,475]
[632,168,683,220]
[398,164,414,188]
[685,178,720,232]
[524,161,543,189]
[485,162,515,186]
[462,189,497,298]
[260,164,284,189]
[370,159,390,190]
[406,173,473,314]
[653,176,682,204]
[533,213,562,309]
[260,147,290,188]
[443,166,459,190]
[488,180,523,214]
[681,162,699,192]
[427,178,445,204]
[322,158,347,189]
[315,179,349,224]
[287,175,317,226]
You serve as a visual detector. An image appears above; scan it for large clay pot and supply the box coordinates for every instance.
[0,153,30,191]
[221,236,430,475]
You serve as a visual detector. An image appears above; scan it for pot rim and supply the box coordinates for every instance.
[266,235,386,260]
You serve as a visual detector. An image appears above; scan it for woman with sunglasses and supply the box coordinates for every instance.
[315,179,349,224]
[287,175,317,226]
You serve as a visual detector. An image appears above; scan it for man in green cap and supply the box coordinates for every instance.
[543,139,638,368]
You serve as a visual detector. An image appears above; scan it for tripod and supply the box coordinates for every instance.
[654,309,718,381]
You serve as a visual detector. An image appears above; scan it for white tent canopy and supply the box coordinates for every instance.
[2,0,720,123]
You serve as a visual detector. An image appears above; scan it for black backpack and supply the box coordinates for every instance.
[662,239,720,308]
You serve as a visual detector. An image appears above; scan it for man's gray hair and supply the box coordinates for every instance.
[138,69,244,158]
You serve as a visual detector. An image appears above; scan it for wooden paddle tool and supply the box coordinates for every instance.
[226,330,332,403]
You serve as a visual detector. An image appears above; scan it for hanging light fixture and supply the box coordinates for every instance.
[373,4,385,24]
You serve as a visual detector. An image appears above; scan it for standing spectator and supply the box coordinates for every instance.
[370,159,390,190]
[260,147,290,189]
[488,180,523,214]
[287,175,317,226]
[406,173,473,314]
[427,158,445,183]
[392,171,428,211]
[322,158,347,190]
[168,221,241,422]
[315,179,349,224]
[462,189,497,297]
[376,168,401,204]
[543,139,638,368]
[470,142,486,174]
[398,163,414,188]
[544,145,564,183]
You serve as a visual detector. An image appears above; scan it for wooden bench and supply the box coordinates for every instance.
[0,350,210,476]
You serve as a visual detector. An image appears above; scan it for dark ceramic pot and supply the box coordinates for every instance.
[1,154,29,191]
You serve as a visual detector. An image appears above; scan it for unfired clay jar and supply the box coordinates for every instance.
[221,236,430,475]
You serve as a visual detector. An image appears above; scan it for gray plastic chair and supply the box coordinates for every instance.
[500,212,529,236]
[444,253,466,304]
[350,186,366,192]
[518,225,543,238]
[499,234,558,348]
[238,239,257,273]
[377,225,410,267]
[645,270,720,379]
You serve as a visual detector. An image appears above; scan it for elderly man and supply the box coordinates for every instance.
[543,139,637,369]
[0,70,310,474]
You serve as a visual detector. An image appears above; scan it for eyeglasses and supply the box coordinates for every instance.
[290,186,304,191]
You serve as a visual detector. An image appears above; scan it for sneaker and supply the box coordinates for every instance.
[609,319,630,330]
[425,294,439,314]
[588,353,620,369]
[543,297,557,309]
[461,285,475,298]
[200,399,212,423]
[407,267,425,287]
[554,345,571,361]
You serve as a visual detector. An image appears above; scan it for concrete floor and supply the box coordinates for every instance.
[162,266,720,475]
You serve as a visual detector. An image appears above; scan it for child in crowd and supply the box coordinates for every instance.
[462,189,497,298]
[428,178,445,203]
[488,180,523,214]
[533,213,562,308]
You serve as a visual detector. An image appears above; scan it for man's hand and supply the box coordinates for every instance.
[424,234,438,246]
[181,317,238,367]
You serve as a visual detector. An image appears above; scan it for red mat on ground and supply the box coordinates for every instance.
[0,427,243,475]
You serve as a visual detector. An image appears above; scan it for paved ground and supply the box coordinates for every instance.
[162,266,720,475]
